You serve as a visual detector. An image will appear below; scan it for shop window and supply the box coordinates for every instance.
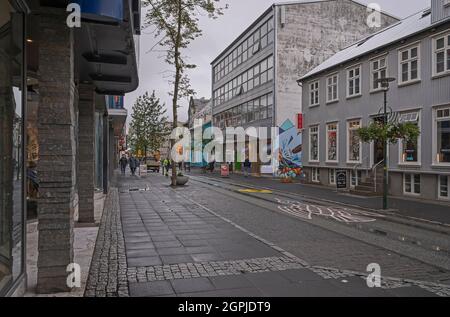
[399,111,420,164]
[309,126,319,162]
[312,168,320,183]
[0,4,25,295]
[435,107,450,164]
[329,169,336,185]
[404,173,421,195]
[439,175,450,200]
[326,123,338,162]
[351,170,362,187]
[347,120,362,163]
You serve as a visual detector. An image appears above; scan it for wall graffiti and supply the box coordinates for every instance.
[278,119,302,179]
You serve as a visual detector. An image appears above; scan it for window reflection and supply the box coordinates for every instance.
[0,2,24,294]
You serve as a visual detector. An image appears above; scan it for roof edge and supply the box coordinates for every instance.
[299,10,450,82]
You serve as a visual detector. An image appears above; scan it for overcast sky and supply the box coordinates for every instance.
[125,0,430,125]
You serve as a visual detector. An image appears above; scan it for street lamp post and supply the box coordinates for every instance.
[376,77,396,210]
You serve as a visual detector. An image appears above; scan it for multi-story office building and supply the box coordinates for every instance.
[211,0,397,175]
[299,0,450,202]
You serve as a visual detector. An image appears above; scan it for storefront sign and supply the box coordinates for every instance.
[72,0,124,22]
[336,170,347,189]
[297,114,303,129]
[221,164,229,177]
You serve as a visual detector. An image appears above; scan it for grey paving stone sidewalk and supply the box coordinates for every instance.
[85,171,450,297]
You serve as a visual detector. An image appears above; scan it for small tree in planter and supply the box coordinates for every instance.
[357,121,420,146]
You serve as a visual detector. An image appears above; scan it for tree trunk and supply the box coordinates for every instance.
[171,0,183,187]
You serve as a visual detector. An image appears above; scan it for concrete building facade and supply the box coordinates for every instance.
[299,0,450,203]
[211,0,398,176]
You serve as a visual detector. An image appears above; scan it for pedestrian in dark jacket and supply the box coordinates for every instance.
[129,154,139,176]
[244,158,252,177]
[119,155,128,175]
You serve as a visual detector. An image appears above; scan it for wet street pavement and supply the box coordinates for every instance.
[85,171,450,297]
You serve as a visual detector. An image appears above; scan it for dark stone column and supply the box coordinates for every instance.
[36,8,76,294]
[102,113,109,194]
[77,84,95,223]
[109,124,115,180]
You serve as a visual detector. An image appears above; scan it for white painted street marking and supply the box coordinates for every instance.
[275,198,380,223]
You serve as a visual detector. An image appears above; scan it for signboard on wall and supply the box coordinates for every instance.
[297,114,303,130]
[336,170,347,189]
[73,0,124,22]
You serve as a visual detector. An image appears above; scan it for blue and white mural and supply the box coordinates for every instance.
[277,119,302,179]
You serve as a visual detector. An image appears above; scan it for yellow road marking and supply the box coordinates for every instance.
[238,189,273,194]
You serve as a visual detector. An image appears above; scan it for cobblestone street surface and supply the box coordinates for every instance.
[85,172,450,297]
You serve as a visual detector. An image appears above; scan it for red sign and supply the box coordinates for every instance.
[220,164,229,178]
[297,114,303,129]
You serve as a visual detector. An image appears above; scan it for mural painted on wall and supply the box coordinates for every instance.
[278,119,302,179]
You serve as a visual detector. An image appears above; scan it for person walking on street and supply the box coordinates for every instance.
[119,155,128,175]
[129,154,139,176]
[244,158,252,177]
[163,158,170,177]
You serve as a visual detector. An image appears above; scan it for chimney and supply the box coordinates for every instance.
[431,0,450,24]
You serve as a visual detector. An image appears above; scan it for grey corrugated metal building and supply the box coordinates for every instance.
[299,0,450,202]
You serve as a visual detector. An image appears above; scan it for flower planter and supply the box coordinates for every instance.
[281,177,293,183]
[176,176,189,186]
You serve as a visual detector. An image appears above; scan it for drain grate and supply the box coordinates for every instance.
[121,187,150,193]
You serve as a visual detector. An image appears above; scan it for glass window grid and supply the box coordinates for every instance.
[213,19,274,83]
[213,93,273,128]
[214,55,274,107]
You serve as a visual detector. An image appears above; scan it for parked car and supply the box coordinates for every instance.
[144,156,160,173]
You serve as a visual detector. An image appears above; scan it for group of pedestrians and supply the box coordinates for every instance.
[119,154,140,176]
[119,154,253,178]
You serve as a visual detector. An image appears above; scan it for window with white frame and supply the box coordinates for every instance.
[329,169,336,185]
[326,74,338,103]
[439,175,450,200]
[312,168,320,183]
[404,173,421,195]
[347,65,361,97]
[371,56,388,91]
[433,32,450,76]
[351,170,362,187]
[309,126,319,162]
[399,111,420,164]
[326,123,338,162]
[435,107,450,164]
[347,120,361,163]
[310,81,319,106]
[399,45,420,84]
